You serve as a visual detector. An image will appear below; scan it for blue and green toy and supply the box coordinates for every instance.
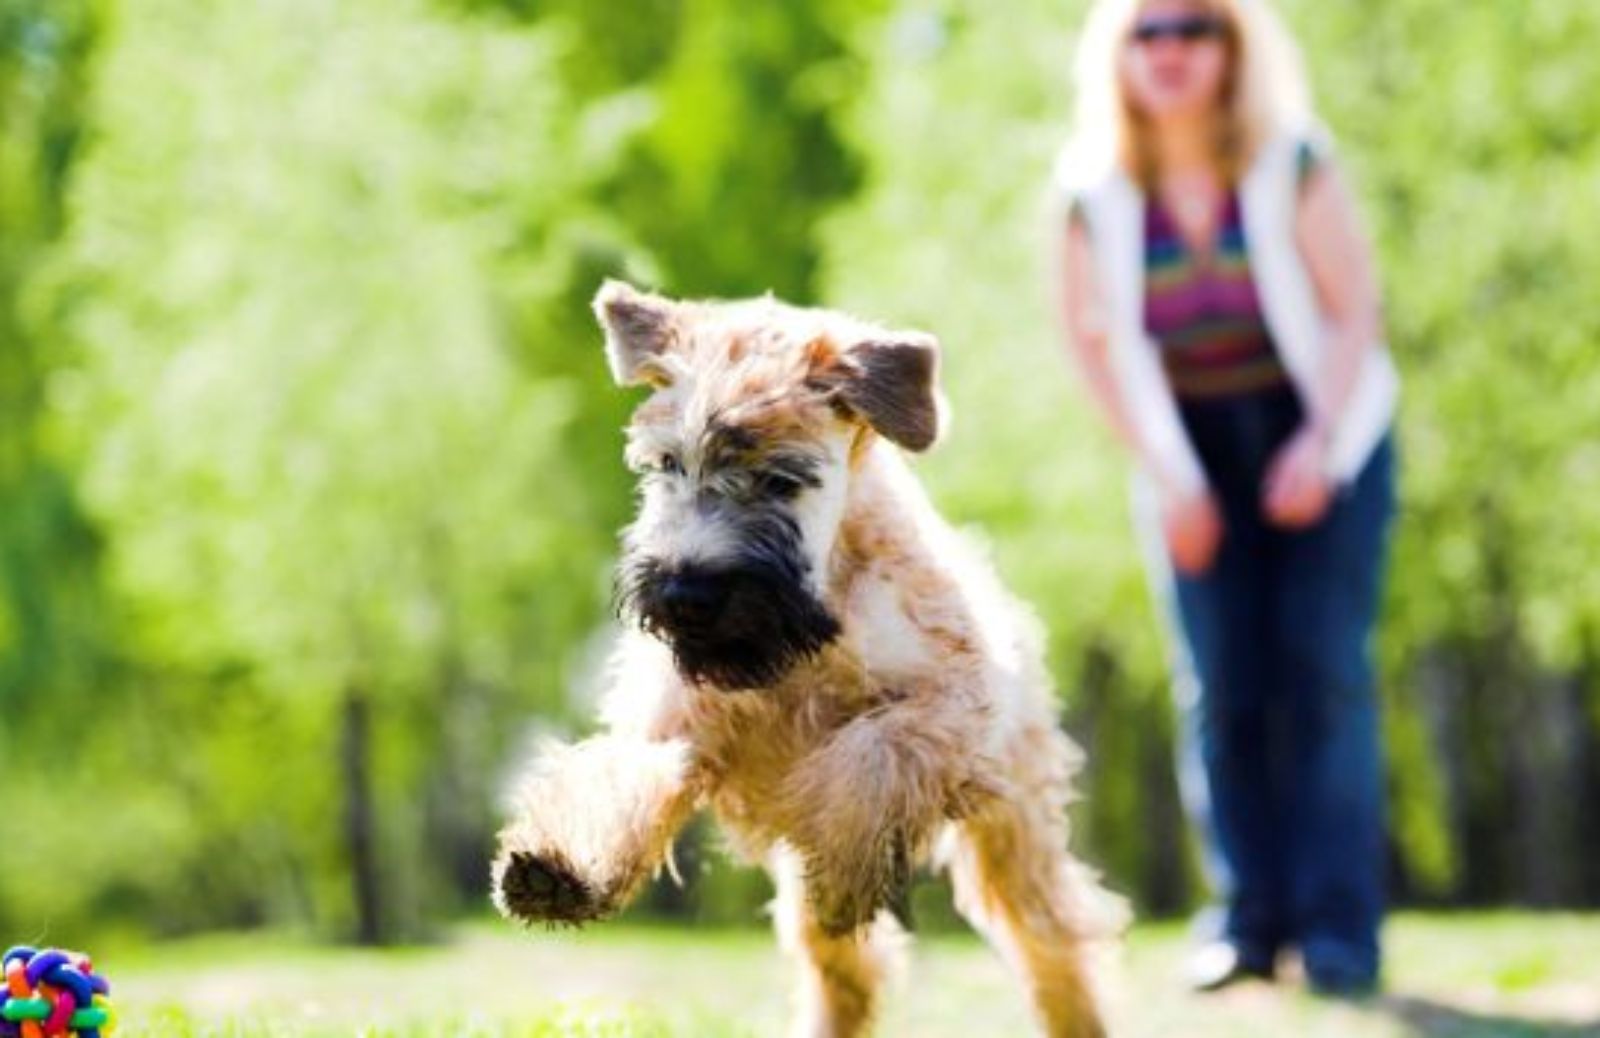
[0,947,115,1038]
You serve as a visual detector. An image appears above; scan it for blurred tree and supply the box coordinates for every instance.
[0,0,106,728]
[0,0,110,936]
[458,0,884,301]
[54,0,624,942]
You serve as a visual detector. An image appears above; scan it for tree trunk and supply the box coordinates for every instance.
[422,657,495,909]
[342,683,385,945]
[1139,705,1194,916]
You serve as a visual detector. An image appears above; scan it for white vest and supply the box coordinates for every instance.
[1058,131,1399,493]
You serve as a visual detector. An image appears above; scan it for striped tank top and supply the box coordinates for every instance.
[1143,190,1290,399]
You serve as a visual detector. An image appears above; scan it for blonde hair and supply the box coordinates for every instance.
[1070,0,1313,188]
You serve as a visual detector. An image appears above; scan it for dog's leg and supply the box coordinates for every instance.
[491,733,701,926]
[944,725,1123,1038]
[771,847,905,1038]
[779,684,1000,936]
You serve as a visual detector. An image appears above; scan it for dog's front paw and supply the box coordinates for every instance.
[805,828,915,937]
[492,848,615,926]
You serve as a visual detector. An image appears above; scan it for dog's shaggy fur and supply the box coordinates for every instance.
[492,281,1124,1037]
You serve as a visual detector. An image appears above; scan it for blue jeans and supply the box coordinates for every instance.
[1157,385,1396,984]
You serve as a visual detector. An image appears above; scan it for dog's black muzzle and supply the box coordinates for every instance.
[620,558,840,690]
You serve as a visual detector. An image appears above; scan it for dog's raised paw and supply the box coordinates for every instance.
[493,850,608,926]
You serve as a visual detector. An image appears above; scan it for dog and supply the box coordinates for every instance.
[491,281,1123,1037]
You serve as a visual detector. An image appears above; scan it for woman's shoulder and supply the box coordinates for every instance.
[1256,119,1337,185]
[1243,120,1340,204]
[1292,122,1337,189]
[1052,137,1134,219]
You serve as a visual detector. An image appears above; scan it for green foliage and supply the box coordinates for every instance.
[487,0,883,301]
[43,0,626,939]
[0,0,106,710]
[0,0,112,939]
[65,0,607,690]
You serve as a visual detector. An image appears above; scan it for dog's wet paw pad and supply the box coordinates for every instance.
[495,851,604,926]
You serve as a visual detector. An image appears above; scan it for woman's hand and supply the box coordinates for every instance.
[1163,487,1224,575]
[1262,423,1334,529]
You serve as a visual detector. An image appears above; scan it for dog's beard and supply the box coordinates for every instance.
[616,523,840,690]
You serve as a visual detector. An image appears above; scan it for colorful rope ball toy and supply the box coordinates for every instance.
[0,947,115,1038]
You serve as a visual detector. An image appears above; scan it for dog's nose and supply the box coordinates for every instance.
[659,571,725,626]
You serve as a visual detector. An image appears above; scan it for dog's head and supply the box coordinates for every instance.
[595,279,945,691]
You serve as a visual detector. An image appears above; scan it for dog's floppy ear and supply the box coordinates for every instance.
[593,279,678,387]
[832,332,945,453]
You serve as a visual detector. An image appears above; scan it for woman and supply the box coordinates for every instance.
[1052,0,1398,996]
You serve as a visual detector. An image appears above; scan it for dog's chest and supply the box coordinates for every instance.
[677,641,910,820]
[682,649,880,760]
[840,570,939,678]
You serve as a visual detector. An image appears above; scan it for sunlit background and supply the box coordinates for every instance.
[2,0,1598,1033]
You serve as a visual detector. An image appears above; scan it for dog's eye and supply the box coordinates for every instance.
[654,453,684,477]
[755,471,804,499]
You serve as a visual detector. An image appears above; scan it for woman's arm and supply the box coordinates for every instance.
[1054,207,1208,498]
[1053,208,1144,455]
[1294,158,1385,456]
[1054,205,1222,574]
[1263,157,1384,527]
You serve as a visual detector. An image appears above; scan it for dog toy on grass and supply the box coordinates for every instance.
[0,947,114,1038]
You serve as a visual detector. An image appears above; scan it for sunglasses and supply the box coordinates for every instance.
[1131,15,1227,45]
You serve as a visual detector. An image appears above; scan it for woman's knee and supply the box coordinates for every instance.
[1272,583,1377,701]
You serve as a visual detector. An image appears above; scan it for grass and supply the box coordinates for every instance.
[94,913,1600,1037]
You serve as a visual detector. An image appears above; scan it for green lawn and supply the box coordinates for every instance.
[99,913,1600,1037]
